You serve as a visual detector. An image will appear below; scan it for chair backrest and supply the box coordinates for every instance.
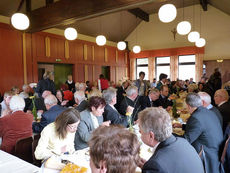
[32,134,41,167]
[14,136,33,163]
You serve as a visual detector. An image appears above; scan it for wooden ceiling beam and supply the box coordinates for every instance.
[27,0,156,33]
[128,8,149,22]
[200,0,208,11]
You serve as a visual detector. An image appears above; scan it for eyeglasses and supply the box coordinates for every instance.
[67,124,78,130]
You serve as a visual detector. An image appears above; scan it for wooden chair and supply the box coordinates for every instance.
[14,136,33,163]
[32,134,41,167]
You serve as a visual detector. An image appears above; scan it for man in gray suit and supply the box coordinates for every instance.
[184,93,223,173]
[139,107,204,173]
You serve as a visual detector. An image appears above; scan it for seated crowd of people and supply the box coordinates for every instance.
[0,68,230,173]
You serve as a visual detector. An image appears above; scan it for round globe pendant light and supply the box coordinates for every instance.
[117,41,126,50]
[132,45,141,54]
[158,4,177,23]
[188,31,200,42]
[11,13,30,30]
[96,35,106,46]
[177,21,191,35]
[195,38,206,47]
[64,27,78,40]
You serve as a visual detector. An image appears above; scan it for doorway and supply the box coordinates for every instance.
[38,63,73,90]
[101,66,110,81]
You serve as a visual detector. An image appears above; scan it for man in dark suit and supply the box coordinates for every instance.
[158,85,173,111]
[103,87,133,127]
[32,94,66,133]
[198,91,223,128]
[141,88,160,110]
[138,107,204,173]
[184,93,223,173]
[114,80,129,110]
[119,86,141,123]
[215,89,230,132]
[74,90,88,112]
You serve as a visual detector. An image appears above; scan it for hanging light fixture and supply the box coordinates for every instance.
[64,27,78,40]
[195,38,206,47]
[96,35,106,46]
[96,16,106,46]
[195,5,206,47]
[117,41,126,50]
[132,16,141,54]
[177,21,191,35]
[11,13,30,30]
[117,12,127,50]
[158,4,177,23]
[188,2,200,42]
[133,45,141,54]
[176,0,191,35]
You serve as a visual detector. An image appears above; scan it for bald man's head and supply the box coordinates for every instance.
[214,89,229,105]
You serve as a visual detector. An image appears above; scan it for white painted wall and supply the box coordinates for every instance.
[125,4,230,60]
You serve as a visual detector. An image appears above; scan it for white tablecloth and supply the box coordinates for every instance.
[0,150,40,173]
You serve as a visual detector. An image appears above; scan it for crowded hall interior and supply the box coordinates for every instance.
[1,0,230,173]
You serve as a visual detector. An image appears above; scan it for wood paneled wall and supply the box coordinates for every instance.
[0,23,129,94]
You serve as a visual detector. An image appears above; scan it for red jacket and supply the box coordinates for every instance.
[99,78,109,90]
[0,111,33,154]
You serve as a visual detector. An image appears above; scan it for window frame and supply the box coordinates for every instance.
[136,58,148,80]
[155,56,171,80]
[178,54,196,80]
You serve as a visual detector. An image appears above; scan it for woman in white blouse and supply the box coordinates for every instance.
[74,96,110,150]
[35,108,80,160]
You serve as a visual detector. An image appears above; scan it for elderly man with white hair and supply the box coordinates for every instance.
[198,91,223,128]
[103,87,133,127]
[138,107,204,173]
[0,95,33,154]
[214,89,230,132]
[119,85,141,124]
[74,90,88,112]
[32,94,66,133]
[184,93,223,173]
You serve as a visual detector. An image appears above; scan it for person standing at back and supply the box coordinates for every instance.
[36,71,56,97]
[156,73,168,90]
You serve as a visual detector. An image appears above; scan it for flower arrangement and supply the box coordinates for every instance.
[29,95,37,121]
[60,163,87,173]
[126,112,133,132]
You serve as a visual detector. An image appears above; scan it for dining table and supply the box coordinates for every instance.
[41,125,153,173]
[0,150,40,173]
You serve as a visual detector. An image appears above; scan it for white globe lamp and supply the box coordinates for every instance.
[158,4,177,23]
[11,13,30,30]
[64,27,78,40]
[132,45,141,54]
[188,31,200,42]
[117,41,126,50]
[195,38,206,47]
[177,21,191,35]
[96,35,106,46]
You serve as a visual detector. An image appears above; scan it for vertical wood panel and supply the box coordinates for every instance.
[107,47,116,63]
[36,34,45,58]
[116,50,118,63]
[65,40,69,59]
[45,36,50,57]
[84,44,87,60]
[84,65,88,82]
[0,27,24,93]
[94,45,104,63]
[75,64,84,82]
[104,47,108,62]
[23,33,27,84]
[87,65,93,82]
